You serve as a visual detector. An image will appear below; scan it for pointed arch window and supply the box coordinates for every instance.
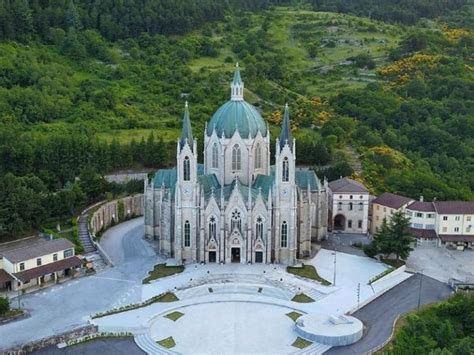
[282,157,289,182]
[232,145,241,171]
[209,216,217,240]
[183,156,190,181]
[212,143,219,169]
[255,143,262,169]
[184,220,191,247]
[231,210,241,232]
[256,216,264,240]
[281,221,288,248]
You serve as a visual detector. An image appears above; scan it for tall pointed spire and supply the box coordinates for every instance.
[179,101,193,151]
[233,62,242,84]
[279,103,292,151]
[230,63,244,101]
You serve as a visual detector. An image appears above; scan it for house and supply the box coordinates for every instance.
[0,237,82,292]
[328,177,370,234]
[371,192,414,235]
[434,201,474,249]
[372,193,474,249]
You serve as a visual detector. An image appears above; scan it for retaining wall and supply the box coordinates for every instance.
[89,194,144,236]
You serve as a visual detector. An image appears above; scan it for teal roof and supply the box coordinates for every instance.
[279,104,292,151]
[253,174,274,197]
[207,100,267,138]
[295,170,320,191]
[179,102,193,151]
[153,169,177,188]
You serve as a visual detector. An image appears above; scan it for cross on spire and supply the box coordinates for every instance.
[179,101,194,151]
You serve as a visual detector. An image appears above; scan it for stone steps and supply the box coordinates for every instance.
[78,215,96,254]
[293,342,331,355]
[134,333,176,355]
[306,289,327,302]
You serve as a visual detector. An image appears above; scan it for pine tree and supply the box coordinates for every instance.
[389,210,414,261]
[66,0,81,30]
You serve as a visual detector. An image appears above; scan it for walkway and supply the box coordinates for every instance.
[1,218,157,351]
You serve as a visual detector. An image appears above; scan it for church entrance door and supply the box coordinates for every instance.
[231,248,240,263]
[255,251,263,263]
[208,251,216,263]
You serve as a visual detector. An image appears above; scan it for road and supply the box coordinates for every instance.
[325,273,453,354]
[1,217,158,352]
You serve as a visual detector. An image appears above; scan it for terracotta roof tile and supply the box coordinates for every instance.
[434,201,474,215]
[407,201,436,212]
[372,193,413,209]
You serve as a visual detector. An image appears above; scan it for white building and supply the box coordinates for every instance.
[0,237,81,292]
[328,177,370,234]
[144,64,328,265]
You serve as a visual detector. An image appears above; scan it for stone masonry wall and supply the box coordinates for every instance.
[90,194,144,236]
[5,325,98,354]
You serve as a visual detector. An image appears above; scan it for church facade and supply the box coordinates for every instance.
[144,65,328,265]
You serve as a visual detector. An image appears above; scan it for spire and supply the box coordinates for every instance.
[233,62,242,84]
[279,103,292,151]
[230,63,244,101]
[179,101,193,151]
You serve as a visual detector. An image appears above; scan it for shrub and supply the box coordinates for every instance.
[363,242,378,258]
[0,297,10,316]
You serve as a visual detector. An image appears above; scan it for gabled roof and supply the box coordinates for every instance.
[372,192,413,209]
[434,201,474,215]
[0,238,75,264]
[295,170,320,191]
[153,168,177,189]
[253,174,274,197]
[407,201,435,212]
[328,177,368,194]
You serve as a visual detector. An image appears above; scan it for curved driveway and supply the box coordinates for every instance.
[0,217,158,351]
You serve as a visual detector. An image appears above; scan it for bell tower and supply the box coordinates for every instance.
[274,104,297,265]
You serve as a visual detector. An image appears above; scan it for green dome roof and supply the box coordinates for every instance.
[207,100,267,138]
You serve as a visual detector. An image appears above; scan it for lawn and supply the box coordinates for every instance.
[292,336,313,349]
[291,293,315,303]
[286,311,303,322]
[0,309,24,321]
[143,264,185,284]
[164,311,184,321]
[157,336,176,349]
[287,264,331,286]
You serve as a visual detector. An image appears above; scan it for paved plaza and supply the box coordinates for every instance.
[0,218,459,354]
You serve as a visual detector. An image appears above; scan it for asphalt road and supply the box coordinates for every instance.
[1,217,158,352]
[325,273,453,355]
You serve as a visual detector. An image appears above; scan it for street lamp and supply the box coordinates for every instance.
[417,269,424,311]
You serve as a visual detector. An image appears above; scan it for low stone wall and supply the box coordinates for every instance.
[371,265,406,288]
[90,194,144,236]
[4,325,98,354]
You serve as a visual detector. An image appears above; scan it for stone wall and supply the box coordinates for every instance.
[4,325,98,354]
[90,194,144,236]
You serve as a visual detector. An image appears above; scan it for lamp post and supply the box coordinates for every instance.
[333,248,337,287]
[417,269,424,311]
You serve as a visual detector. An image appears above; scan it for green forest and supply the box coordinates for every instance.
[0,0,473,242]
[387,292,474,354]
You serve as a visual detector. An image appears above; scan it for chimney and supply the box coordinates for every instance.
[419,195,424,202]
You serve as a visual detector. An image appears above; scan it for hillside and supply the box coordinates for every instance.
[0,0,473,241]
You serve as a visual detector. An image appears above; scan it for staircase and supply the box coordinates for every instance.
[135,333,177,355]
[78,214,96,254]
[293,342,331,355]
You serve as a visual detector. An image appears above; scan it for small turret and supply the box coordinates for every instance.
[230,63,244,101]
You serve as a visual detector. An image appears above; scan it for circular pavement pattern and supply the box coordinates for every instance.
[149,301,300,354]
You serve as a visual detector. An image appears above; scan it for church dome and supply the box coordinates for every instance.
[207,100,267,138]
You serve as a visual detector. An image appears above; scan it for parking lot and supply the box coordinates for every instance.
[407,243,474,283]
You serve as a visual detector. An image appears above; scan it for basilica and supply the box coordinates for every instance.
[144,64,328,265]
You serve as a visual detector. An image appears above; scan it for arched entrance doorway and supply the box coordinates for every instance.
[334,214,346,231]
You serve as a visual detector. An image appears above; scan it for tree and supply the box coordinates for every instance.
[0,296,10,315]
[389,211,414,261]
[369,212,414,261]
